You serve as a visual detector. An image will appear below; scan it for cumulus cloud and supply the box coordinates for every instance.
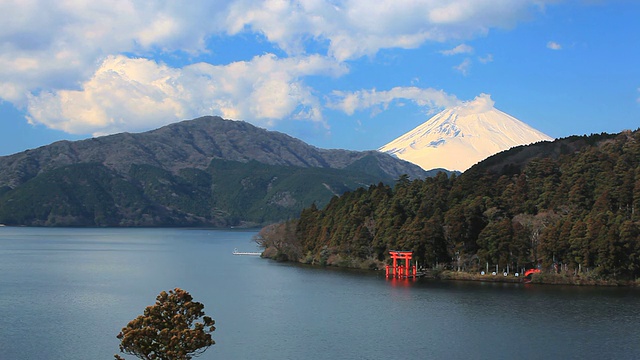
[225,0,551,61]
[329,87,460,116]
[440,44,474,56]
[26,54,347,136]
[547,41,562,50]
[454,93,495,115]
[1,0,554,135]
[329,88,499,120]
[0,1,230,104]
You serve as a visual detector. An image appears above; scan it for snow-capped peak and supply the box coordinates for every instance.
[379,94,553,172]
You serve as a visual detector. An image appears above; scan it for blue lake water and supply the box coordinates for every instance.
[0,227,639,359]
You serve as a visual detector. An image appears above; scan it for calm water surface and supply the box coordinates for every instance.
[0,227,639,359]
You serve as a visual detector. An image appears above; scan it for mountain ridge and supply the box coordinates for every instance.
[0,116,436,227]
[0,116,428,189]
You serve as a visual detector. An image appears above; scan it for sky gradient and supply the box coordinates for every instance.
[1,0,638,156]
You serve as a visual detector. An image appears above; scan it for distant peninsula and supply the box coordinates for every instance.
[256,129,640,285]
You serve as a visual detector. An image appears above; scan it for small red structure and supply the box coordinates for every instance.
[385,250,417,279]
[524,268,541,277]
[523,268,541,283]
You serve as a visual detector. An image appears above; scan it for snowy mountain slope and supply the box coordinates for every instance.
[379,95,553,172]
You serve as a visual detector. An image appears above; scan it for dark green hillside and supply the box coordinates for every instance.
[208,159,391,224]
[0,158,397,227]
[0,163,156,226]
[259,129,640,281]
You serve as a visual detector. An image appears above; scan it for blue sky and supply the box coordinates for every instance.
[0,0,638,156]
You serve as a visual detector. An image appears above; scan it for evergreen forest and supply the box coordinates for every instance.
[258,130,640,281]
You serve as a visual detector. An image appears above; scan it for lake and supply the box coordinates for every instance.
[1,227,639,359]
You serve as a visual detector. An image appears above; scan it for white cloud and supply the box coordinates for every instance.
[330,88,499,120]
[329,86,460,116]
[440,44,474,56]
[454,58,472,75]
[225,0,552,61]
[0,1,225,104]
[0,1,555,99]
[454,93,495,115]
[547,41,562,50]
[479,54,494,63]
[26,54,347,136]
[0,0,555,136]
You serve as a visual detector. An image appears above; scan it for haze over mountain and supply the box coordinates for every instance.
[379,94,554,172]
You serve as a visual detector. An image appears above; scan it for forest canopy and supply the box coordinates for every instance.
[257,130,640,280]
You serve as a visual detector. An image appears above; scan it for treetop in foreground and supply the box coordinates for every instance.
[115,288,215,360]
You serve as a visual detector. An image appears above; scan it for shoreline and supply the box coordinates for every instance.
[260,249,639,287]
[431,270,639,287]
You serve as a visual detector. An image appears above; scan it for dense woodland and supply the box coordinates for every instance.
[258,130,640,280]
[0,159,406,227]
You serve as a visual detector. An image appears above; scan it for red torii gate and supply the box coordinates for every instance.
[385,250,417,279]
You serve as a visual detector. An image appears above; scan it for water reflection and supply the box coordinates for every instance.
[386,277,416,287]
[1,227,639,360]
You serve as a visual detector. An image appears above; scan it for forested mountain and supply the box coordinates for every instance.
[0,116,432,227]
[259,129,640,280]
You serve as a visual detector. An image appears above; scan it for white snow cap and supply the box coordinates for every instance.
[379,94,553,172]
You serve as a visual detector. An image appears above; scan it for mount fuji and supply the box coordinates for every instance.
[379,94,553,172]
